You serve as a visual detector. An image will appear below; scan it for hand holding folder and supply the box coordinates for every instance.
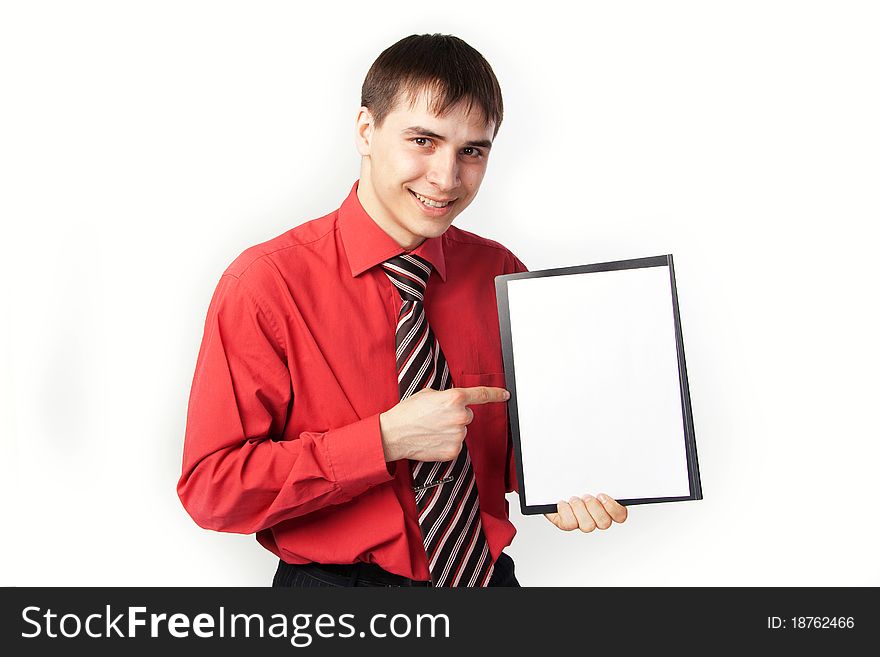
[544,493,629,533]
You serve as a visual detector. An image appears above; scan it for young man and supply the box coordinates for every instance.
[177,34,626,588]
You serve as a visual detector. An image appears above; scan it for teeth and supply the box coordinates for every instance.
[413,191,451,208]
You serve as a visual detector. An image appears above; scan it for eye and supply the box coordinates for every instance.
[462,147,484,158]
[412,137,432,147]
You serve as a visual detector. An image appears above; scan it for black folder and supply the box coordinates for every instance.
[495,254,702,515]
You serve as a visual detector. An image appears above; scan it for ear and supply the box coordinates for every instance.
[355,106,374,157]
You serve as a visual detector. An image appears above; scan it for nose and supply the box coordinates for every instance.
[425,149,460,192]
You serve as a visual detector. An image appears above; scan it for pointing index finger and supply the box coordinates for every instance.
[458,386,510,405]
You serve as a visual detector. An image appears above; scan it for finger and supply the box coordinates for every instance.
[582,494,613,530]
[456,386,510,406]
[544,512,575,531]
[567,496,597,533]
[553,500,579,531]
[543,512,560,527]
[597,493,628,524]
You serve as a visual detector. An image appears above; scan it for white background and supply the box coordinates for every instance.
[2,0,878,586]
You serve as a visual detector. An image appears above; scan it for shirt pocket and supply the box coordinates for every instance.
[457,371,509,511]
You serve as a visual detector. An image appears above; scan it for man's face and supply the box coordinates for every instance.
[356,88,495,250]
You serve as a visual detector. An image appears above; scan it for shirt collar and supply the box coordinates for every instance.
[338,179,447,282]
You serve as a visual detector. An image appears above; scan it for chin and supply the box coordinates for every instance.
[415,218,455,238]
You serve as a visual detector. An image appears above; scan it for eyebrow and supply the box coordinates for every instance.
[401,126,493,150]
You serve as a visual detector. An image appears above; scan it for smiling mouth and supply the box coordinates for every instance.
[409,189,455,208]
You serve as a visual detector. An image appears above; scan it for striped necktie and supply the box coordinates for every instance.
[381,253,495,587]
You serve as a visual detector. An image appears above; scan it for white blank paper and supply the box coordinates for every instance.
[506,265,690,505]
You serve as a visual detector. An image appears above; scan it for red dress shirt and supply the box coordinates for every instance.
[177,180,529,581]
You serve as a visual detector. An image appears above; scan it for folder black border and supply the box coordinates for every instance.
[494,254,702,515]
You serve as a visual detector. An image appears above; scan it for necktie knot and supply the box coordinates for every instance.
[381,254,433,302]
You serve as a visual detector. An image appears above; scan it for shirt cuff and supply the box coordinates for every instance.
[325,413,395,498]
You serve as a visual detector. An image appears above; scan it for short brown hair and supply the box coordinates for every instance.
[361,34,504,137]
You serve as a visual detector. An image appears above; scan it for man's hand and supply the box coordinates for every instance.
[544,494,628,532]
[379,386,510,462]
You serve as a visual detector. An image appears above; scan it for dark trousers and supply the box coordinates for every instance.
[272,552,520,587]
